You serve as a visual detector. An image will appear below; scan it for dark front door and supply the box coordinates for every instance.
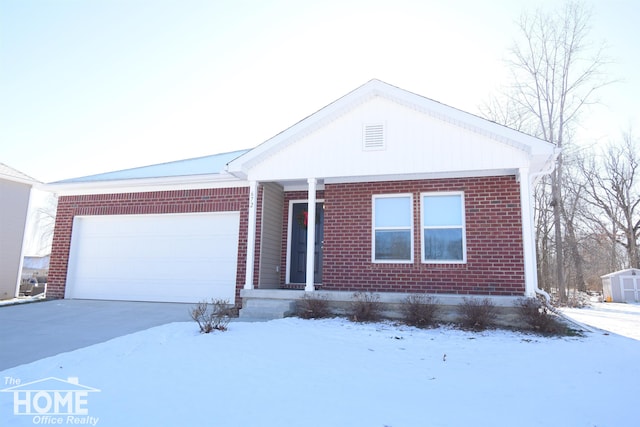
[289,202,324,284]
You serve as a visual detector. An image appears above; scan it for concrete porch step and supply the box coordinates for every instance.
[239,298,296,320]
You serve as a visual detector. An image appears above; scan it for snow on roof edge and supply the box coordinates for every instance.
[0,162,40,184]
[51,149,250,184]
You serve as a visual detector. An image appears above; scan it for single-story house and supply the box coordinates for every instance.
[601,268,640,303]
[0,163,39,300]
[45,79,557,317]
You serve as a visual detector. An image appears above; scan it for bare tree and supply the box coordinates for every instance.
[561,157,587,292]
[580,231,624,292]
[480,95,534,133]
[484,1,612,302]
[533,176,554,293]
[29,193,58,255]
[580,133,640,269]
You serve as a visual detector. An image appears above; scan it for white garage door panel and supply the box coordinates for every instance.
[66,212,240,303]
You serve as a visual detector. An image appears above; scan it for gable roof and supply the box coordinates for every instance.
[0,162,39,185]
[227,79,557,179]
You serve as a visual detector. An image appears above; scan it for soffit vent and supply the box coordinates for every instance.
[363,123,385,151]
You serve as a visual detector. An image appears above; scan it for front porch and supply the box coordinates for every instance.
[243,178,325,293]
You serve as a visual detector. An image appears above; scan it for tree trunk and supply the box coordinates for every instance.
[552,167,567,302]
[565,216,586,292]
[627,230,640,268]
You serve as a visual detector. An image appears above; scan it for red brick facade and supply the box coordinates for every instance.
[49,175,526,302]
[47,187,250,300]
[317,176,525,296]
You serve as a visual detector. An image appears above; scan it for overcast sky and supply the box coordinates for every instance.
[1,0,638,184]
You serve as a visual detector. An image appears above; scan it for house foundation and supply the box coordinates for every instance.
[239,289,525,327]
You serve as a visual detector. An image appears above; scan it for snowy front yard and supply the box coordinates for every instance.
[1,316,638,427]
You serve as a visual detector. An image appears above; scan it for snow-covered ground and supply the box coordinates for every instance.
[561,301,640,341]
[1,315,638,427]
[0,295,46,306]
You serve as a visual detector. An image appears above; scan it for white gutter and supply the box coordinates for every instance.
[43,172,248,196]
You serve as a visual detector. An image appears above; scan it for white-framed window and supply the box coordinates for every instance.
[372,194,413,263]
[421,192,466,263]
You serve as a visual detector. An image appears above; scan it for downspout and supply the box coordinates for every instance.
[527,148,560,305]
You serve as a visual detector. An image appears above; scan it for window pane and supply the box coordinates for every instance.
[423,195,462,226]
[424,229,463,261]
[375,230,411,260]
[375,197,411,227]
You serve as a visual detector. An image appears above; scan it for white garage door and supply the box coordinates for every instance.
[65,212,240,303]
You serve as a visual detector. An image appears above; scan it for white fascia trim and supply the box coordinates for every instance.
[277,169,516,190]
[0,174,39,186]
[44,173,248,196]
[530,147,560,184]
[281,182,326,192]
[323,169,518,185]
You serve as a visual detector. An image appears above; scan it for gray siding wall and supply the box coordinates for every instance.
[0,180,31,299]
[258,183,284,288]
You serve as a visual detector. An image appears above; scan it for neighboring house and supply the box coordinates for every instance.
[0,163,39,300]
[601,268,640,303]
[45,80,557,316]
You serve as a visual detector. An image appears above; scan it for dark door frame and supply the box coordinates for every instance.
[287,200,324,284]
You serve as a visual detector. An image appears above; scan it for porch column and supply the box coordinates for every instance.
[244,180,258,289]
[519,167,537,297]
[305,178,317,292]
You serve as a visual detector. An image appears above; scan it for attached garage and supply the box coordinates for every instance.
[65,212,240,303]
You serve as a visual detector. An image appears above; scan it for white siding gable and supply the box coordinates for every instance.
[244,95,533,182]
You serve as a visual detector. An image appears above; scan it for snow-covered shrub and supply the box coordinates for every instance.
[457,297,497,331]
[190,299,231,333]
[517,298,566,335]
[349,292,382,322]
[551,291,591,308]
[297,293,331,319]
[401,295,439,328]
[566,291,592,308]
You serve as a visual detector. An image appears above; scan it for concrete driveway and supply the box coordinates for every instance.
[0,299,192,371]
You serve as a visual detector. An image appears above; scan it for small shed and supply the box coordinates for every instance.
[601,269,640,303]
